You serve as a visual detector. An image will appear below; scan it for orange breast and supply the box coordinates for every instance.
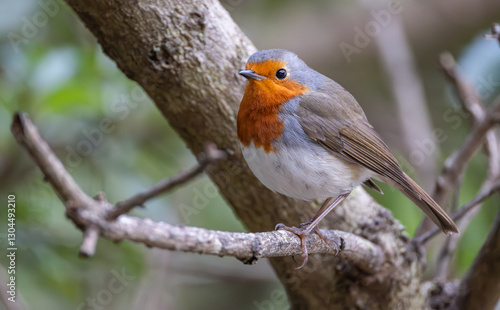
[237,61,309,153]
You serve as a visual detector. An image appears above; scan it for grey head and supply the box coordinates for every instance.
[239,49,325,91]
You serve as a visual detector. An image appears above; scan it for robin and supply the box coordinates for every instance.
[237,49,459,267]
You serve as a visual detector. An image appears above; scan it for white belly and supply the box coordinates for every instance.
[242,142,371,201]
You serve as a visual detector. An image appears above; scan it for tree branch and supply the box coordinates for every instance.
[79,225,100,258]
[11,113,384,273]
[454,209,500,310]
[89,215,383,273]
[11,114,94,206]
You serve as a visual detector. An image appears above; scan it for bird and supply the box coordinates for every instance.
[236,49,459,268]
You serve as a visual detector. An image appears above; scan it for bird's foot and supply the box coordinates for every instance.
[275,223,311,269]
[312,227,341,256]
[275,222,341,269]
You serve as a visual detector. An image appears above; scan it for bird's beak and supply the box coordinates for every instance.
[239,70,265,81]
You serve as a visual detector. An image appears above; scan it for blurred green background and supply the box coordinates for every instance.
[1,0,499,309]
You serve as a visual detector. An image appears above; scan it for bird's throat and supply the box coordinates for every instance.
[237,80,309,153]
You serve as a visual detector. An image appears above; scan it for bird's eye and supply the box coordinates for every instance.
[275,68,287,80]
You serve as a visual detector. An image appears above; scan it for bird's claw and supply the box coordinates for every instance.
[313,227,341,256]
[275,222,341,268]
[275,222,314,269]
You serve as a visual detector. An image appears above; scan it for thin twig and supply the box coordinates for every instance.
[11,113,94,206]
[107,143,227,220]
[432,52,500,277]
[438,52,483,125]
[10,112,384,273]
[415,179,500,245]
[79,225,100,257]
[435,96,500,201]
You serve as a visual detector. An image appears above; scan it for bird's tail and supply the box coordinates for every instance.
[396,172,459,235]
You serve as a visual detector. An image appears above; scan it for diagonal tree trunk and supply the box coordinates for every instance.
[62,0,431,308]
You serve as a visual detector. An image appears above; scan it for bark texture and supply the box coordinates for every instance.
[63,0,430,308]
[454,210,500,309]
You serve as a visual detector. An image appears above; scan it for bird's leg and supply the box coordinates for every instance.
[275,191,350,268]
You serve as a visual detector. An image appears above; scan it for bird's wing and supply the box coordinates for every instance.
[295,83,459,234]
[295,87,415,194]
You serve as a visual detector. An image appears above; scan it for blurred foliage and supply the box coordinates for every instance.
[0,0,499,309]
